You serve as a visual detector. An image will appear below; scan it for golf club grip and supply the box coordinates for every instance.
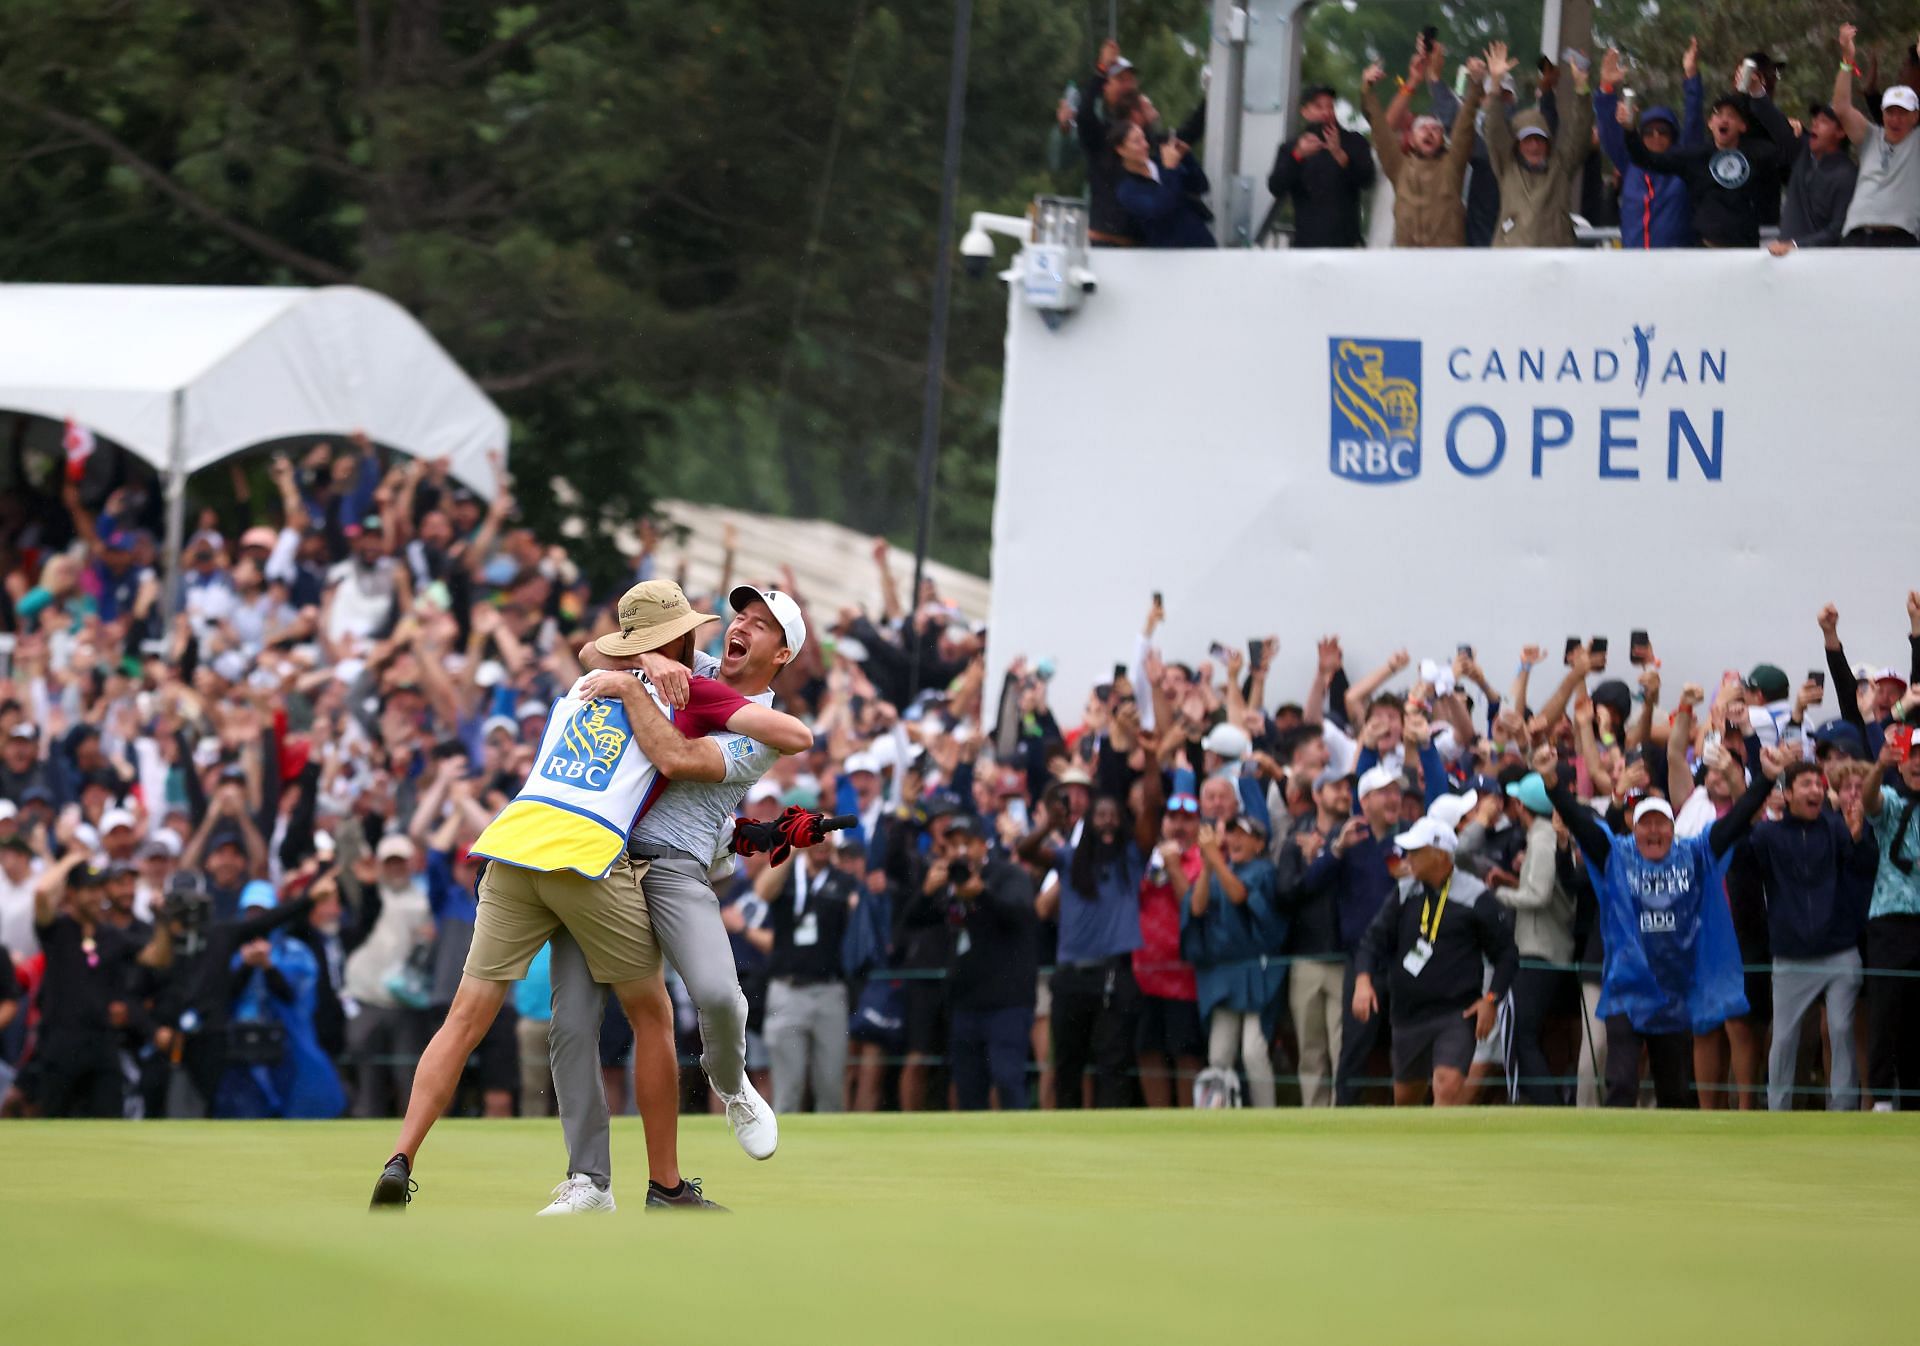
[820,814,859,833]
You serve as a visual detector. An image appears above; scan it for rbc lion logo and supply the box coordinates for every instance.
[1329,338,1422,484]
[541,699,630,793]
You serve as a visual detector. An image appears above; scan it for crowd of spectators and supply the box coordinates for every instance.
[1058,24,1920,251]
[5,425,1920,1120]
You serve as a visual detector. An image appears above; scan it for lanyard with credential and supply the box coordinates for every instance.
[1417,879,1452,944]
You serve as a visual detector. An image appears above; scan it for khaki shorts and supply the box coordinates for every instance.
[464,856,660,986]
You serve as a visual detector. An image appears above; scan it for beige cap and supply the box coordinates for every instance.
[592,580,720,660]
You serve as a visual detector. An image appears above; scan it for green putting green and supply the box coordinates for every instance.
[4,1110,1915,1345]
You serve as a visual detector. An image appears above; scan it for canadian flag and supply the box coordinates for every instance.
[63,417,96,483]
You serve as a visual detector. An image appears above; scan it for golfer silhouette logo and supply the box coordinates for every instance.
[1632,324,1656,399]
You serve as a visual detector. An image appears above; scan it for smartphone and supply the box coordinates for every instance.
[1420,24,1438,51]
[1208,642,1228,662]
[1565,637,1582,664]
[1809,670,1827,689]
[1629,630,1651,666]
[1456,643,1474,659]
[1248,638,1264,667]
[1113,662,1128,682]
[1890,725,1914,762]
[1589,636,1609,655]
[1004,797,1031,832]
[1623,745,1647,769]
[1152,590,1164,609]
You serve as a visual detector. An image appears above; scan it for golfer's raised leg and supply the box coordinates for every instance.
[645,856,775,1158]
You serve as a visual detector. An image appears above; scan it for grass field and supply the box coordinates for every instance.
[5,1111,1917,1345]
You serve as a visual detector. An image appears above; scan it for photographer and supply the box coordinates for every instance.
[147,869,316,1117]
[929,814,1038,1111]
[213,881,345,1119]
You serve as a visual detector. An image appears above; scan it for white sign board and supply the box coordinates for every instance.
[988,250,1915,719]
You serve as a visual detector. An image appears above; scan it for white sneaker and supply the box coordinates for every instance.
[535,1174,616,1216]
[721,1080,778,1160]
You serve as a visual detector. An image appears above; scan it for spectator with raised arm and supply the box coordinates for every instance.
[1537,739,1784,1108]
[1748,760,1876,1110]
[1273,768,1352,1106]
[1861,726,1920,1109]
[1362,50,1486,248]
[1770,103,1860,253]
[1111,120,1215,249]
[1595,43,1704,249]
[1181,815,1286,1107]
[1624,87,1784,249]
[1835,24,1920,245]
[1482,41,1594,247]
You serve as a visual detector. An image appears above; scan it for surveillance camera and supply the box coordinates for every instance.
[960,227,995,280]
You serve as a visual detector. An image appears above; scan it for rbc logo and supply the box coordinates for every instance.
[1330,338,1422,484]
[541,700,630,793]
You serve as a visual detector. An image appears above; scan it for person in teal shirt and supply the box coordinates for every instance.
[1863,740,1920,1109]
[1180,814,1287,1106]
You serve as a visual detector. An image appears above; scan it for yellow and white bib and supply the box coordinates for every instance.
[471,676,670,879]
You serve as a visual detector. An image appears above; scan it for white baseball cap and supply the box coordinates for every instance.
[99,807,138,835]
[1425,790,1478,832]
[0,801,16,823]
[1393,816,1459,854]
[375,834,416,862]
[1883,85,1919,113]
[844,752,882,777]
[728,585,807,657]
[746,778,783,807]
[1632,797,1676,825]
[1357,764,1403,801]
[1200,722,1251,760]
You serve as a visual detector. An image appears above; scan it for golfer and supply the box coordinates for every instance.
[369,581,808,1209]
[535,584,812,1213]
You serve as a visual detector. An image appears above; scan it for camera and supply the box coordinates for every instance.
[947,858,972,885]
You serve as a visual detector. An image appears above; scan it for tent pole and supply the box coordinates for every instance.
[160,389,187,629]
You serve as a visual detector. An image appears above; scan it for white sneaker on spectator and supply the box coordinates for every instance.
[535,1174,615,1215]
[721,1081,778,1160]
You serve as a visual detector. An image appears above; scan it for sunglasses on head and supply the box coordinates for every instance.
[1165,798,1199,815]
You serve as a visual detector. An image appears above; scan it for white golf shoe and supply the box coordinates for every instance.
[720,1080,778,1160]
[535,1174,616,1215]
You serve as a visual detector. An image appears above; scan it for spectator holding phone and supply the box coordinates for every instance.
[1595,43,1704,250]
[1111,121,1215,248]
[1181,816,1286,1107]
[1135,793,1204,1107]
[1266,82,1376,248]
[1624,91,1784,248]
[1362,50,1486,248]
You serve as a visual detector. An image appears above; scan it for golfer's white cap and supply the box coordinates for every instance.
[729,585,807,657]
[1632,797,1676,825]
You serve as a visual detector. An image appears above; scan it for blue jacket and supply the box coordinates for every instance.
[1115,158,1216,249]
[215,931,347,1120]
[1181,857,1288,1032]
[1595,77,1704,249]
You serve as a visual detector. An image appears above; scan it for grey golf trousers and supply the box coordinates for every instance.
[548,855,750,1186]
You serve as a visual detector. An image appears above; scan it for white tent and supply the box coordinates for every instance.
[0,283,508,599]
